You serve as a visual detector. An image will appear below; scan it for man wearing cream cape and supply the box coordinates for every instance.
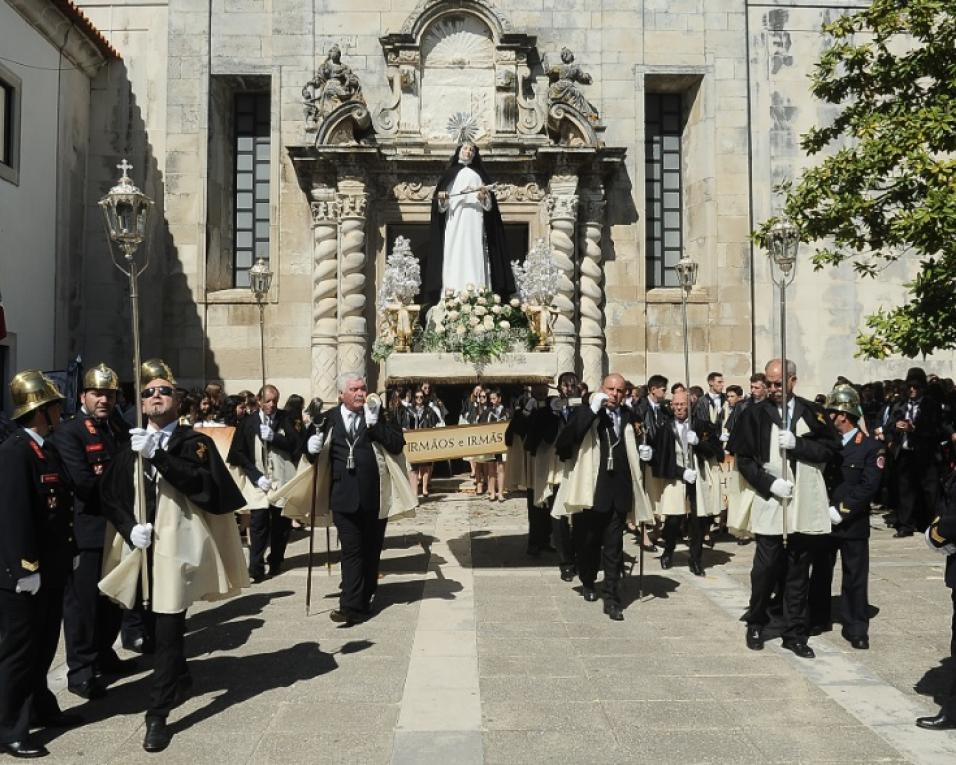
[553,374,655,622]
[279,373,411,626]
[98,360,248,753]
[734,359,840,660]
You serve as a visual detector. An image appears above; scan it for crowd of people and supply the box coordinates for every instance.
[2,356,956,758]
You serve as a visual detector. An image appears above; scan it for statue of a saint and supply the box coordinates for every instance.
[302,44,364,130]
[545,47,599,124]
[421,142,515,308]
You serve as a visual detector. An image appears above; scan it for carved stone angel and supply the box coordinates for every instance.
[545,47,599,124]
[302,45,365,132]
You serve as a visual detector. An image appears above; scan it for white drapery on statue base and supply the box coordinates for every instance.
[439,165,492,292]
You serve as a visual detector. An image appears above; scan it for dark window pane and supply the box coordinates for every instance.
[644,92,683,288]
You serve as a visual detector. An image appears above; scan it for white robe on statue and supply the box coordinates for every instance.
[441,165,492,293]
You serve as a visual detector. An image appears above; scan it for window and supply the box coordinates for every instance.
[645,92,683,288]
[0,63,21,185]
[232,92,271,288]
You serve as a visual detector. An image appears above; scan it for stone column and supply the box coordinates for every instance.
[546,174,579,376]
[310,186,340,400]
[579,180,606,389]
[337,167,369,379]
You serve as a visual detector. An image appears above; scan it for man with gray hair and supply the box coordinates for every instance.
[305,373,405,624]
[731,359,840,658]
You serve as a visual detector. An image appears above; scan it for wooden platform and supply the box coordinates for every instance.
[382,351,558,385]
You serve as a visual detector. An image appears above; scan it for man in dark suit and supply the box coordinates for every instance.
[916,469,956,730]
[809,385,884,649]
[694,371,727,433]
[733,359,841,659]
[888,368,942,537]
[0,371,82,759]
[556,373,651,621]
[306,373,405,625]
[228,384,299,581]
[52,363,135,701]
[633,374,668,444]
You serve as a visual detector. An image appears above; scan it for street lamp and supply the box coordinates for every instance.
[99,158,153,607]
[766,217,799,546]
[676,256,698,469]
[249,257,273,393]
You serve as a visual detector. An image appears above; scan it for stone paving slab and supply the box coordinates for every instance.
[30,493,956,763]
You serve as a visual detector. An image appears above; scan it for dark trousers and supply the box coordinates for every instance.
[746,533,814,640]
[527,490,552,549]
[895,450,939,533]
[573,507,626,603]
[662,513,709,565]
[808,536,869,638]
[121,603,153,651]
[249,505,292,576]
[942,589,956,719]
[63,548,122,685]
[333,509,388,614]
[0,583,65,743]
[552,513,575,572]
[148,611,188,720]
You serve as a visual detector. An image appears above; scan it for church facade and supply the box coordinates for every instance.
[66,0,954,396]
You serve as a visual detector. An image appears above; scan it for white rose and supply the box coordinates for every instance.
[501,305,512,317]
[469,316,480,327]
[491,305,502,314]
[477,296,487,306]
[474,325,486,336]
[499,320,510,330]
[461,304,471,314]
[484,313,494,324]
[444,288,455,297]
[465,283,476,293]
[493,294,502,304]
[475,306,487,316]
[510,298,520,308]
[447,310,460,321]
[455,325,466,336]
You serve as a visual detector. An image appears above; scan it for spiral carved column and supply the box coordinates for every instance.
[579,184,606,390]
[337,171,369,380]
[310,186,340,401]
[546,175,579,377]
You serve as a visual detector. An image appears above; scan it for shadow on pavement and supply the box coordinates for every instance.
[914,656,956,710]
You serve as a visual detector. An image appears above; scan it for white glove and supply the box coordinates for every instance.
[828,505,843,525]
[682,468,697,484]
[719,433,730,443]
[770,478,794,499]
[364,404,379,426]
[256,475,272,492]
[686,430,699,446]
[307,434,324,455]
[778,431,797,450]
[638,445,653,462]
[130,523,153,550]
[590,392,609,414]
[259,423,274,442]
[129,428,159,459]
[924,528,956,556]
[15,573,40,595]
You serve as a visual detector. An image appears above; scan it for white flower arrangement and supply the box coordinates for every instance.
[377,235,422,312]
[511,238,561,308]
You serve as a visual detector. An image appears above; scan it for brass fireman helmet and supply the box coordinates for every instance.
[82,363,120,392]
[825,384,863,419]
[10,370,66,420]
[140,358,176,387]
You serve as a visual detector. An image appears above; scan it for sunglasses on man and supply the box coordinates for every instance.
[142,385,175,398]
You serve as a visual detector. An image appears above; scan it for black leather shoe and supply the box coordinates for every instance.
[68,677,106,700]
[689,560,705,576]
[660,552,673,570]
[559,566,575,583]
[746,625,764,651]
[847,635,869,650]
[268,562,283,577]
[582,587,599,602]
[249,569,267,584]
[0,739,49,758]
[916,712,956,731]
[893,529,913,538]
[329,609,364,625]
[604,601,624,621]
[782,640,815,659]
[143,717,171,752]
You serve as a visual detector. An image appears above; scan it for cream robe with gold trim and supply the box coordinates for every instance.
[749,418,831,536]
[275,439,417,526]
[99,472,249,614]
[550,418,654,525]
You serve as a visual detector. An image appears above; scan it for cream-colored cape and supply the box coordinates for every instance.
[649,427,722,518]
[749,418,830,536]
[723,458,756,537]
[99,471,249,614]
[503,434,531,492]
[550,418,654,525]
[276,439,417,526]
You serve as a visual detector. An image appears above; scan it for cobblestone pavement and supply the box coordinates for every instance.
[36,479,956,763]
